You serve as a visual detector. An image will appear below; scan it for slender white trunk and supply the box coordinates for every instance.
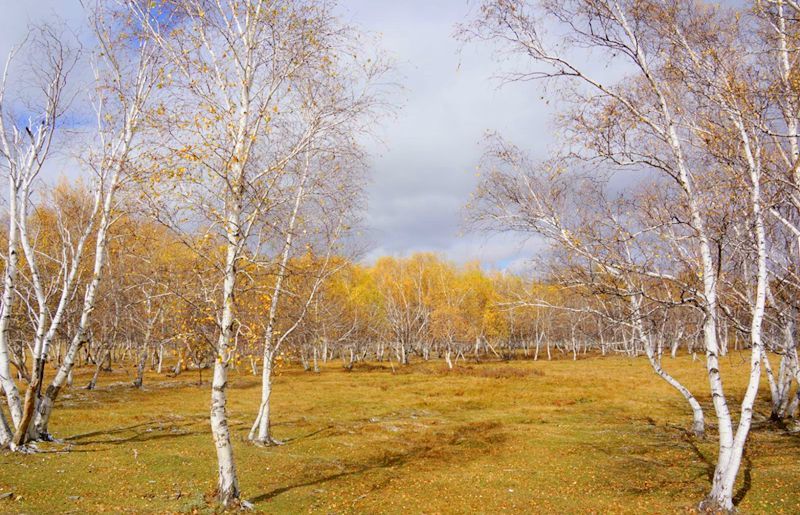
[630,294,705,437]
[0,177,21,427]
[249,344,276,444]
[763,351,780,417]
[445,342,453,369]
[212,208,241,505]
[249,155,308,444]
[668,112,733,510]
[211,358,239,505]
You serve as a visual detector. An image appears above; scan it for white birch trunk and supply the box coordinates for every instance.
[249,151,309,445]
[211,356,239,505]
[249,343,276,445]
[0,176,21,427]
[211,209,241,506]
[630,293,705,437]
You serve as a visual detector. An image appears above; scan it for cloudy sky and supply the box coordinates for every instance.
[1,1,557,270]
[340,1,555,269]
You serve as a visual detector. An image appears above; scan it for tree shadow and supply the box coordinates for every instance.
[66,421,156,441]
[278,425,334,444]
[598,417,759,507]
[248,420,506,506]
[587,419,714,499]
[681,433,714,483]
[70,428,204,446]
[732,452,752,506]
[66,415,208,446]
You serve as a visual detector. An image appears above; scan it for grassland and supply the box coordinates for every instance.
[0,354,798,513]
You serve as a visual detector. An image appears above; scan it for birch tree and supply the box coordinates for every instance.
[247,45,385,445]
[0,27,77,448]
[15,1,162,443]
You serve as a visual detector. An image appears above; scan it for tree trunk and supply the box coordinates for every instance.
[249,345,280,445]
[0,385,13,448]
[133,346,148,389]
[703,115,767,511]
[210,358,239,505]
[86,354,105,391]
[445,346,453,369]
[30,159,124,441]
[157,344,164,374]
[630,294,705,437]
[0,177,23,429]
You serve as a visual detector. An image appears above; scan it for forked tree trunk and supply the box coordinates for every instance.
[702,111,768,512]
[30,161,127,441]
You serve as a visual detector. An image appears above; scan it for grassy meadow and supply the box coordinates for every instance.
[0,354,798,513]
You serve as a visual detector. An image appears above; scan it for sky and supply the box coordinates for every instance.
[0,0,558,271]
[339,1,555,270]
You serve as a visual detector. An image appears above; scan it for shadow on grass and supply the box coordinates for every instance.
[732,452,752,506]
[588,419,713,503]
[596,417,758,508]
[65,415,209,446]
[279,425,334,444]
[248,420,506,506]
[681,433,714,483]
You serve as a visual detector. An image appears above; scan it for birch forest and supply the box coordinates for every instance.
[1,0,800,513]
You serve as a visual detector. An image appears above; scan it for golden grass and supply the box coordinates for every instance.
[0,353,798,513]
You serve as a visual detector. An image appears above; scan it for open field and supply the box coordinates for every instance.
[0,355,798,514]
